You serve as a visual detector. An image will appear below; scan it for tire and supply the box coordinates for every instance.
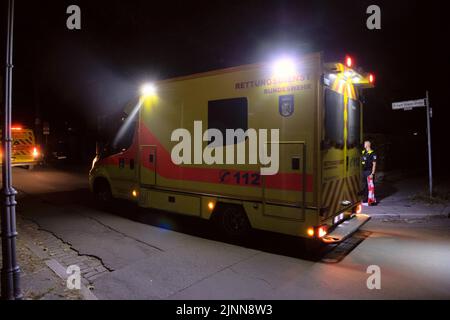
[217,205,251,240]
[94,179,112,207]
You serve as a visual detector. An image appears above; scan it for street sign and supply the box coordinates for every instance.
[392,93,433,198]
[392,99,425,110]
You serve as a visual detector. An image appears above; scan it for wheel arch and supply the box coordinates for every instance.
[92,176,111,194]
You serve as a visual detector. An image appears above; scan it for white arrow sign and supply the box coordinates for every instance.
[392,99,425,110]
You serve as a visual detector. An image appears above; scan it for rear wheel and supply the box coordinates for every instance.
[302,238,327,258]
[216,204,251,240]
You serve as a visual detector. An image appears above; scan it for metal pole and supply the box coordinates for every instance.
[425,90,433,198]
[1,0,22,300]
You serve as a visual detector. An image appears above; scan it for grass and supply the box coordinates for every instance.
[410,189,450,205]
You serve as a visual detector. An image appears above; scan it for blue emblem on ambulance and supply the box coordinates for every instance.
[279,95,294,117]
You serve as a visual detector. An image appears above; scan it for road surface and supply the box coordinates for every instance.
[7,166,450,299]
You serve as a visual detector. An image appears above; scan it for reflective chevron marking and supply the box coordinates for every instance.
[322,175,361,218]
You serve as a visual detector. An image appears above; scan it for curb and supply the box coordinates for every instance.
[22,233,98,300]
[369,213,448,220]
[45,259,98,300]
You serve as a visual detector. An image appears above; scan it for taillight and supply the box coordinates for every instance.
[33,147,39,158]
[317,226,328,238]
[307,225,329,238]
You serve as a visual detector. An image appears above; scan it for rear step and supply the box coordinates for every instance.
[322,214,371,244]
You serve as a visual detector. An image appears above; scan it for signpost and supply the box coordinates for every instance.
[392,91,433,197]
[43,122,50,136]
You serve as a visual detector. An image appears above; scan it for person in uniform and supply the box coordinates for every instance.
[361,141,377,206]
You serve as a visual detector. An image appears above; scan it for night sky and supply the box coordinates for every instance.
[1,0,449,171]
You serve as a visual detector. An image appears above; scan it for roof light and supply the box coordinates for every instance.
[345,56,353,68]
[141,83,157,97]
[272,57,297,78]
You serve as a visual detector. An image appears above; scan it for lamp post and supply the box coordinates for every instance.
[1,0,22,300]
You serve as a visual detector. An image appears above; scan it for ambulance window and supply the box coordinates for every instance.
[208,97,248,145]
[113,112,137,152]
[347,98,361,148]
[99,110,137,157]
[324,88,344,149]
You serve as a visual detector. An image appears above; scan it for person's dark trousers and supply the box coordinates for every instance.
[362,170,371,202]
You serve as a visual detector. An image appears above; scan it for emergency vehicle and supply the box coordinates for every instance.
[89,52,375,244]
[0,126,41,169]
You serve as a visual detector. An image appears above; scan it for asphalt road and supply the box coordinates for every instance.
[8,166,450,299]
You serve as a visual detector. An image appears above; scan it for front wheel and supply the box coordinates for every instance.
[217,205,251,240]
[94,179,113,208]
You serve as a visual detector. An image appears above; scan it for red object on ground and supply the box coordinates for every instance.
[367,175,376,205]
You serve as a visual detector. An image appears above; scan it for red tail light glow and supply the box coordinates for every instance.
[369,73,375,84]
[345,56,353,68]
[317,226,328,238]
[356,204,362,214]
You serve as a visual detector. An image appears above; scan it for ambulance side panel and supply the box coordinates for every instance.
[136,54,322,237]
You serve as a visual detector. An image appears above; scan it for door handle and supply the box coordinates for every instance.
[292,157,300,170]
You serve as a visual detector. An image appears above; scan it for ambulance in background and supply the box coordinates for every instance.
[0,126,41,170]
[90,52,375,245]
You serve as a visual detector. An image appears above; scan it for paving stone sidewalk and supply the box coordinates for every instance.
[365,176,450,221]
[1,214,111,300]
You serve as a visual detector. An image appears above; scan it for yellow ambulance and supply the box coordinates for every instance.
[90,52,375,244]
[1,126,41,169]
